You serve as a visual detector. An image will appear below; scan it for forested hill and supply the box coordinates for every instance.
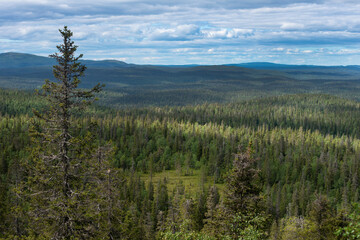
[2,52,360,106]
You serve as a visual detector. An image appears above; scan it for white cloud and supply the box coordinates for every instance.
[281,22,305,31]
[201,28,254,39]
[147,24,200,41]
[272,47,285,51]
[0,39,24,43]
[302,50,313,53]
[1,0,360,64]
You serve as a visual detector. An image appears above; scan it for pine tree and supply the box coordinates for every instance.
[21,26,109,239]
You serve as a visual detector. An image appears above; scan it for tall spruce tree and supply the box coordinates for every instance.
[204,144,269,239]
[21,26,110,239]
[224,144,269,239]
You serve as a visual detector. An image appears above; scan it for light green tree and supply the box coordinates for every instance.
[280,216,319,240]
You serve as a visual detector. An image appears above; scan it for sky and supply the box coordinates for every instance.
[1,0,360,65]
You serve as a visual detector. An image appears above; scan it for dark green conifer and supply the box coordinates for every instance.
[22,26,108,239]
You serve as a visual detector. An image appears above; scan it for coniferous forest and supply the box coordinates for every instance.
[1,27,360,239]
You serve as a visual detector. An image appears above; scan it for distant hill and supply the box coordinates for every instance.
[0,52,55,68]
[227,62,360,81]
[1,52,360,106]
[227,62,324,69]
[0,52,130,68]
[0,52,293,89]
[227,62,360,70]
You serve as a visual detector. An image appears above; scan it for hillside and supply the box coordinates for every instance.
[1,52,360,107]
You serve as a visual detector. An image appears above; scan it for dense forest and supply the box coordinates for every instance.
[1,28,360,239]
[1,90,360,239]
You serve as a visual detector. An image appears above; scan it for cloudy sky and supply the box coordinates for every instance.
[1,0,360,65]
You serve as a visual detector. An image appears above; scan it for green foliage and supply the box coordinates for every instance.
[280,216,319,240]
[309,194,338,239]
[230,212,269,240]
[335,203,360,240]
[159,220,217,240]
[159,230,216,240]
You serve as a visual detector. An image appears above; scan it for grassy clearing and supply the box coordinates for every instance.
[140,169,224,197]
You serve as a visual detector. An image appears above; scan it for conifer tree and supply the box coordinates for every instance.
[224,144,262,214]
[22,26,108,239]
[205,185,220,222]
[309,194,337,240]
[204,144,269,239]
[224,145,269,239]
